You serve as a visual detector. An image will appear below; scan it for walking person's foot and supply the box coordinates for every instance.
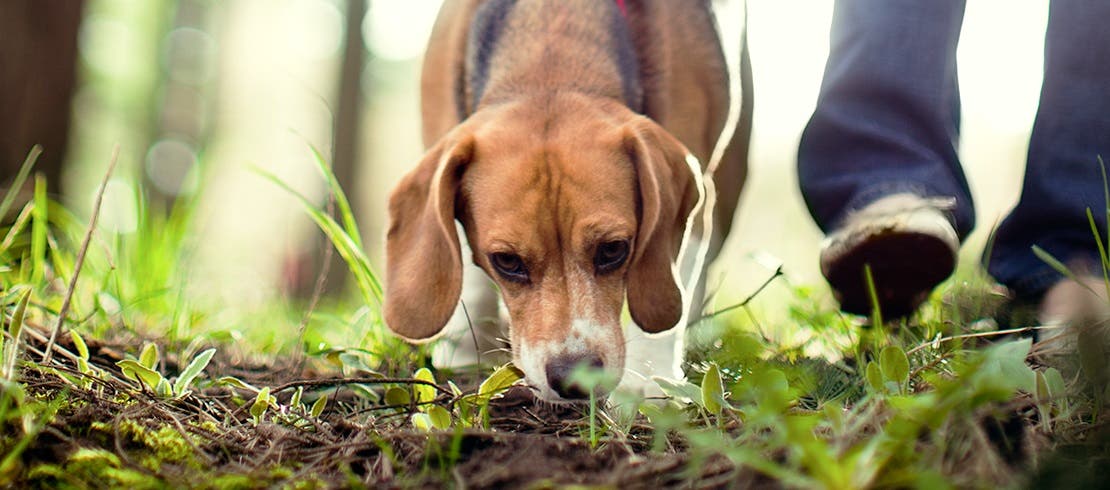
[1036,275,1110,394]
[819,193,960,317]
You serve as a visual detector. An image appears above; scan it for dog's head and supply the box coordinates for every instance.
[384,94,701,401]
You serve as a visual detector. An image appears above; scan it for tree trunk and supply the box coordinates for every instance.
[292,0,367,298]
[0,0,85,200]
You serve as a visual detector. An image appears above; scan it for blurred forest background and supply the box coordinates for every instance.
[2,0,1048,326]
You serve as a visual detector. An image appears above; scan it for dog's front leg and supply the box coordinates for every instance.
[619,325,685,399]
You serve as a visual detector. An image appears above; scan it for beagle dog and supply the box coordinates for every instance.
[385,0,751,402]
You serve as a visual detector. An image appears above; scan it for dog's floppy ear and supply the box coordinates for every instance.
[623,118,702,333]
[385,133,474,341]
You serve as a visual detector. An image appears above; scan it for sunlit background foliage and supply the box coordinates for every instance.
[38,0,1049,344]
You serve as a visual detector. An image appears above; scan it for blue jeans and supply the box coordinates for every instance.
[798,0,1110,299]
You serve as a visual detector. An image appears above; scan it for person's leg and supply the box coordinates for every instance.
[988,0,1110,391]
[798,0,973,316]
[987,0,1110,300]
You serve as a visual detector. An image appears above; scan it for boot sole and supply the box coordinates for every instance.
[824,230,956,318]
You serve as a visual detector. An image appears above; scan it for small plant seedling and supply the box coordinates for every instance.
[117,346,217,399]
[68,330,98,389]
[409,367,452,430]
[701,362,732,417]
[250,387,276,424]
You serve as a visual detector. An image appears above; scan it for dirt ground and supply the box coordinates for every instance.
[8,324,1108,489]
[9,327,785,489]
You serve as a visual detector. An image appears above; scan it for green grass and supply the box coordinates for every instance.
[0,147,1106,488]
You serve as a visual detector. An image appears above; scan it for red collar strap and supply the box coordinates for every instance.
[616,0,628,17]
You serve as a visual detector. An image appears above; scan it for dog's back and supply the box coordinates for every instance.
[421,0,733,166]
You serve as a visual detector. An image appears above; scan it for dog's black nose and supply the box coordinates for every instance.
[545,353,605,399]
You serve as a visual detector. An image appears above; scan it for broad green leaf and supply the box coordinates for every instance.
[428,405,452,429]
[865,362,884,393]
[823,402,845,433]
[753,368,791,407]
[310,393,328,417]
[1043,367,1066,398]
[653,376,703,405]
[638,402,664,421]
[413,367,436,406]
[1043,367,1068,414]
[478,363,524,398]
[250,387,272,419]
[173,348,216,395]
[117,360,165,392]
[411,413,432,432]
[69,330,89,361]
[768,369,790,394]
[879,346,910,388]
[385,387,410,407]
[139,343,159,370]
[701,363,725,415]
[978,338,1035,394]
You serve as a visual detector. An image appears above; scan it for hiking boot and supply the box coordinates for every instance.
[820,193,960,317]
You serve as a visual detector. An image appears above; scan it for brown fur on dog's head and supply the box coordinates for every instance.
[384,94,699,398]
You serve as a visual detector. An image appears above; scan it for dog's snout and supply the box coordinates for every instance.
[545,353,605,399]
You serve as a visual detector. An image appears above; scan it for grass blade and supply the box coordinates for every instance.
[309,145,362,249]
[0,201,35,257]
[7,288,31,343]
[255,168,382,304]
[1031,245,1099,296]
[1086,208,1110,295]
[1099,155,1108,252]
[30,175,48,284]
[0,145,41,221]
[4,288,32,379]
[864,264,883,327]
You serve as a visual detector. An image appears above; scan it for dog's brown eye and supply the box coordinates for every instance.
[594,240,630,274]
[490,252,529,283]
